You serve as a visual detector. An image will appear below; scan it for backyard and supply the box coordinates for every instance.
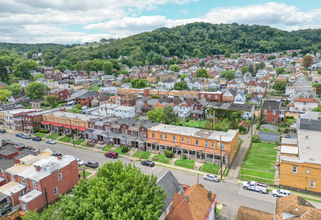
[239,143,278,184]
[46,134,59,140]
[175,159,195,169]
[152,154,172,164]
[200,163,221,175]
[134,151,151,160]
[177,118,235,131]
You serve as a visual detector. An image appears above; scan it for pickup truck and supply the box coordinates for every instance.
[242,181,267,194]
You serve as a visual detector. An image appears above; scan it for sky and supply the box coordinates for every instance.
[1,0,321,44]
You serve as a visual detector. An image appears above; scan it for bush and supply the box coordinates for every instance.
[67,134,72,137]
[182,154,187,159]
[33,128,39,133]
[121,145,130,153]
[58,132,62,136]
[39,129,49,133]
[57,100,66,104]
[286,116,295,119]
[252,134,259,142]
[164,150,173,158]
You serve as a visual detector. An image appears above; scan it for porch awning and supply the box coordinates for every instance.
[101,132,108,138]
[93,130,104,135]
[128,127,139,131]
[85,129,95,134]
[111,125,120,128]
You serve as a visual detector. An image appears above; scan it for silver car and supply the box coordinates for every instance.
[272,189,291,197]
[77,159,85,166]
[203,174,220,182]
[46,139,56,144]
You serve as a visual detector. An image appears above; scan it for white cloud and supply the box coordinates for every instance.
[181,9,190,15]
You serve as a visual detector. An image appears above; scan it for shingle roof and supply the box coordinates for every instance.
[261,101,280,110]
[77,91,98,98]
[237,206,273,220]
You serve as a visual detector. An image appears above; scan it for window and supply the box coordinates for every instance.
[11,174,15,181]
[311,180,316,189]
[172,136,176,142]
[211,142,214,149]
[264,110,267,114]
[187,138,190,144]
[20,191,24,196]
[181,138,184,143]
[83,123,86,127]
[56,119,59,123]
[215,95,218,99]
[303,102,307,105]
[273,110,276,115]
[160,134,162,140]
[205,141,208,148]
[272,118,275,123]
[33,180,37,189]
[165,135,167,140]
[208,95,211,98]
[58,173,62,181]
[152,133,155,138]
[306,169,310,174]
[292,166,297,174]
[195,140,199,146]
[45,117,47,121]
[21,177,25,184]
[54,187,58,195]
[221,144,225,151]
[1,169,4,176]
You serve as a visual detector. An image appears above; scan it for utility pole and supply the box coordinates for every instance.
[138,122,142,161]
[69,121,75,148]
[220,134,223,180]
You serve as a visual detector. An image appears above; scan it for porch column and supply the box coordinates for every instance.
[195,152,197,159]
[205,153,207,160]
[212,155,215,163]
[225,156,229,166]
[188,150,190,159]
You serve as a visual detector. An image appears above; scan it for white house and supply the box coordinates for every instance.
[177,101,194,119]
[113,106,136,118]
[99,87,118,95]
[288,98,320,113]
[159,78,175,90]
[233,92,246,104]
[87,104,119,117]
[75,76,86,84]
[192,81,201,90]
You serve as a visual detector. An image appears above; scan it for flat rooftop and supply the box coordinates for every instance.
[19,190,42,204]
[281,146,298,155]
[282,130,321,164]
[149,124,238,142]
[0,181,25,196]
[44,111,99,121]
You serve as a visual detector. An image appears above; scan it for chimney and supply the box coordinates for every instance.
[14,159,20,164]
[185,195,189,203]
[269,106,271,109]
[57,156,62,160]
[208,191,212,201]
[34,165,41,171]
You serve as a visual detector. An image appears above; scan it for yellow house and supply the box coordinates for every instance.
[41,111,99,136]
[280,130,321,194]
[70,82,91,90]
[0,112,4,127]
[146,124,239,165]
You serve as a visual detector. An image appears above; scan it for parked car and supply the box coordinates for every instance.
[1,139,11,146]
[242,181,267,194]
[15,133,23,138]
[203,174,220,182]
[32,136,42,142]
[272,189,291,197]
[181,184,190,192]
[85,161,99,168]
[14,142,25,148]
[22,134,31,139]
[46,139,56,144]
[51,152,62,157]
[284,135,291,138]
[0,129,6,133]
[105,152,118,159]
[141,160,155,167]
[77,159,85,166]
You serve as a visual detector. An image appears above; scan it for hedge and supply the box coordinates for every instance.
[164,150,173,158]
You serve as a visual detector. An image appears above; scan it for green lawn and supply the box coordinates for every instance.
[238,175,274,185]
[177,119,208,129]
[58,136,72,143]
[152,154,172,164]
[79,171,92,178]
[34,132,47,137]
[90,86,100,91]
[46,134,59,140]
[200,163,221,174]
[175,159,195,169]
[239,142,278,184]
[113,147,130,155]
[102,145,113,151]
[134,151,151,159]
[240,169,275,180]
[74,139,85,145]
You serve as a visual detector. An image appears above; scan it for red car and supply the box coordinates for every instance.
[105,152,118,159]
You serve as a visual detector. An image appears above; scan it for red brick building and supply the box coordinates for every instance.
[190,98,208,119]
[47,88,70,101]
[76,91,99,107]
[199,91,222,102]
[120,94,137,107]
[261,101,286,123]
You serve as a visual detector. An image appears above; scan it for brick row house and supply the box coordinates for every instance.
[76,91,99,107]
[261,101,286,123]
[47,88,71,101]
[190,98,208,119]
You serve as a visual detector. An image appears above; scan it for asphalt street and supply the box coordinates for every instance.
[1,133,277,219]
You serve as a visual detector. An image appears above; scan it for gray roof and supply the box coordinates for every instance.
[258,130,280,136]
[77,91,98,98]
[156,171,181,213]
[228,103,254,112]
[260,124,279,131]
[261,101,280,111]
[249,96,261,103]
[299,118,321,132]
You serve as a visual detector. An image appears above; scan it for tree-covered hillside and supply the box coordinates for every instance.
[0,42,72,55]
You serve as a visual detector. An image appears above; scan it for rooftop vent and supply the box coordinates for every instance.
[307,146,311,149]
[309,158,315,161]
[305,135,308,139]
[295,208,299,212]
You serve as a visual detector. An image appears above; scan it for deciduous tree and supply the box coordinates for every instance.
[169,65,180,72]
[25,82,49,99]
[0,89,11,101]
[8,83,22,95]
[163,105,178,125]
[303,55,313,68]
[195,68,209,78]
[103,61,113,74]
[174,82,188,90]
[45,95,58,107]
[273,81,286,91]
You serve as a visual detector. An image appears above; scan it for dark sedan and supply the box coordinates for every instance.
[15,133,23,137]
[32,136,42,142]
[141,160,155,167]
[0,129,6,133]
